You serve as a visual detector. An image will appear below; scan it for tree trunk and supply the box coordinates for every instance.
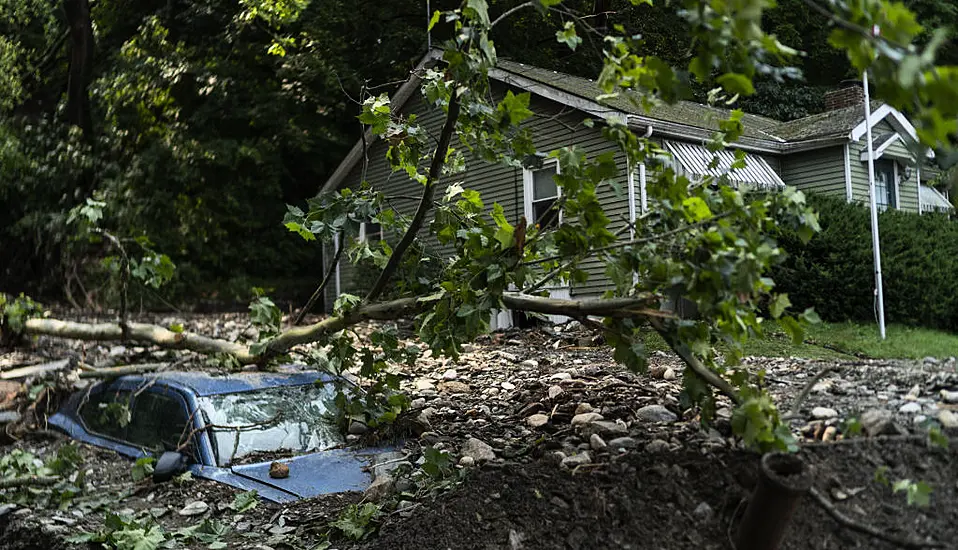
[63,0,95,138]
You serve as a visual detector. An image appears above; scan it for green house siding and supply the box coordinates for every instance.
[781,146,847,200]
[326,88,634,308]
[845,120,921,213]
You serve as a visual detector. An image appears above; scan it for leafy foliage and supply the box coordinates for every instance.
[130,457,155,482]
[229,490,259,513]
[774,194,958,331]
[0,446,84,509]
[0,292,43,343]
[330,503,381,541]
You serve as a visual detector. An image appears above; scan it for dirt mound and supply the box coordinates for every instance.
[366,438,956,550]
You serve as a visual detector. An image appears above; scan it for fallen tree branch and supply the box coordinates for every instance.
[23,319,256,363]
[0,475,61,489]
[648,317,741,404]
[785,365,840,420]
[364,87,462,303]
[809,486,945,549]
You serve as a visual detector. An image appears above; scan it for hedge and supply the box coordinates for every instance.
[773,194,958,332]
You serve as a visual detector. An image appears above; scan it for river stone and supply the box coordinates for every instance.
[583,420,629,439]
[608,437,639,450]
[178,501,209,516]
[526,413,550,428]
[635,405,678,423]
[939,390,958,404]
[811,407,838,419]
[363,474,395,502]
[571,412,604,426]
[899,402,922,414]
[938,410,958,429]
[861,409,897,436]
[461,437,496,462]
[589,434,608,451]
[574,403,594,415]
[548,385,564,399]
[560,453,592,468]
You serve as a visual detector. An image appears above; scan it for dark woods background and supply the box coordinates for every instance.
[1,0,956,309]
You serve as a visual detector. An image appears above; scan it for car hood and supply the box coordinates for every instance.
[228,447,388,499]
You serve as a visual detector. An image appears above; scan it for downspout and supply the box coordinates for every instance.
[626,123,653,239]
[640,124,652,214]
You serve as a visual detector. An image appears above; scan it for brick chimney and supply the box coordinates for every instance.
[824,83,864,111]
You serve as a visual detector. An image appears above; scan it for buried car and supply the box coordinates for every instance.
[49,370,391,503]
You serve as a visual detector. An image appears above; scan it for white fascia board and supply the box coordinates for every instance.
[849,104,935,158]
[843,143,853,202]
[318,50,443,195]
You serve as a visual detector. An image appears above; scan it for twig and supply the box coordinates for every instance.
[364,88,462,302]
[293,240,345,325]
[491,1,536,28]
[809,486,945,549]
[786,365,839,420]
[524,212,733,267]
[176,413,284,454]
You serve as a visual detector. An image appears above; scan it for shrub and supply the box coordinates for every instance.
[774,194,958,332]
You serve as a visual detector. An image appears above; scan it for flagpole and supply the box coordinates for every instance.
[862,70,887,340]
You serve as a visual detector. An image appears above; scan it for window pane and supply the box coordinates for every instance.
[533,166,558,200]
[79,390,133,440]
[128,392,191,455]
[533,198,559,229]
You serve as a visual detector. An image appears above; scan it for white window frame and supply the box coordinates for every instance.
[627,162,648,239]
[523,157,562,227]
[873,159,898,211]
[358,221,383,243]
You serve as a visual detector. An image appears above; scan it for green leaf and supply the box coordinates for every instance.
[716,73,755,96]
[556,22,582,51]
[682,196,711,221]
[769,294,790,319]
[168,323,184,333]
[230,490,259,513]
[428,10,441,31]
[131,457,156,482]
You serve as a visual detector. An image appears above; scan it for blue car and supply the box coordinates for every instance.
[50,370,387,503]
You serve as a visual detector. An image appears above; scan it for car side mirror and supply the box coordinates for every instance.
[153,451,188,483]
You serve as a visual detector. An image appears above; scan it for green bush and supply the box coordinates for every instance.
[774,195,958,331]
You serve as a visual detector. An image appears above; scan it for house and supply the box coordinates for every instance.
[317,52,953,316]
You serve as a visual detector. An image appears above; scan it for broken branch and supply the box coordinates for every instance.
[809,486,945,549]
[0,475,61,489]
[364,88,462,303]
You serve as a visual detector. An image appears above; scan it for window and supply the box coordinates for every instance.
[127,391,192,457]
[359,221,382,243]
[874,160,898,210]
[79,390,133,441]
[524,161,560,229]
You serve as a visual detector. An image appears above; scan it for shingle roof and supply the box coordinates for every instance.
[496,60,785,142]
[771,100,881,141]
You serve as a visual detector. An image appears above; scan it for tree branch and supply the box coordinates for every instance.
[648,317,741,404]
[23,319,256,363]
[491,1,537,28]
[0,475,61,489]
[809,487,945,549]
[293,240,345,326]
[364,89,462,302]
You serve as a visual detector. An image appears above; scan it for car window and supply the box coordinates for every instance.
[127,391,192,458]
[79,389,133,441]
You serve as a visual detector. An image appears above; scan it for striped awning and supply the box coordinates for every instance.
[920,185,954,212]
[665,141,786,190]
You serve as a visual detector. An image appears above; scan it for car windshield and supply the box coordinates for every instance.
[197,384,343,466]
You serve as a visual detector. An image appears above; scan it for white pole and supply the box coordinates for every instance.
[863,71,887,340]
[426,0,432,50]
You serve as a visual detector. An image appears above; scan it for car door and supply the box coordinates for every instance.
[75,385,144,457]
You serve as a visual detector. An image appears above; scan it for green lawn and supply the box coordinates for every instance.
[640,320,958,361]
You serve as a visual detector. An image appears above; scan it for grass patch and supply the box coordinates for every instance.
[639,320,958,361]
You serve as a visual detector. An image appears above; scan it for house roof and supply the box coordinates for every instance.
[920,185,954,211]
[772,101,883,141]
[494,60,784,143]
[320,51,933,193]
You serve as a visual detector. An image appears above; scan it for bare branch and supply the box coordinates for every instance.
[293,240,345,326]
[0,475,61,489]
[491,1,536,28]
[77,363,169,379]
[809,487,945,549]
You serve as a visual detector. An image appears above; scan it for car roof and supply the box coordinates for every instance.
[110,370,332,397]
